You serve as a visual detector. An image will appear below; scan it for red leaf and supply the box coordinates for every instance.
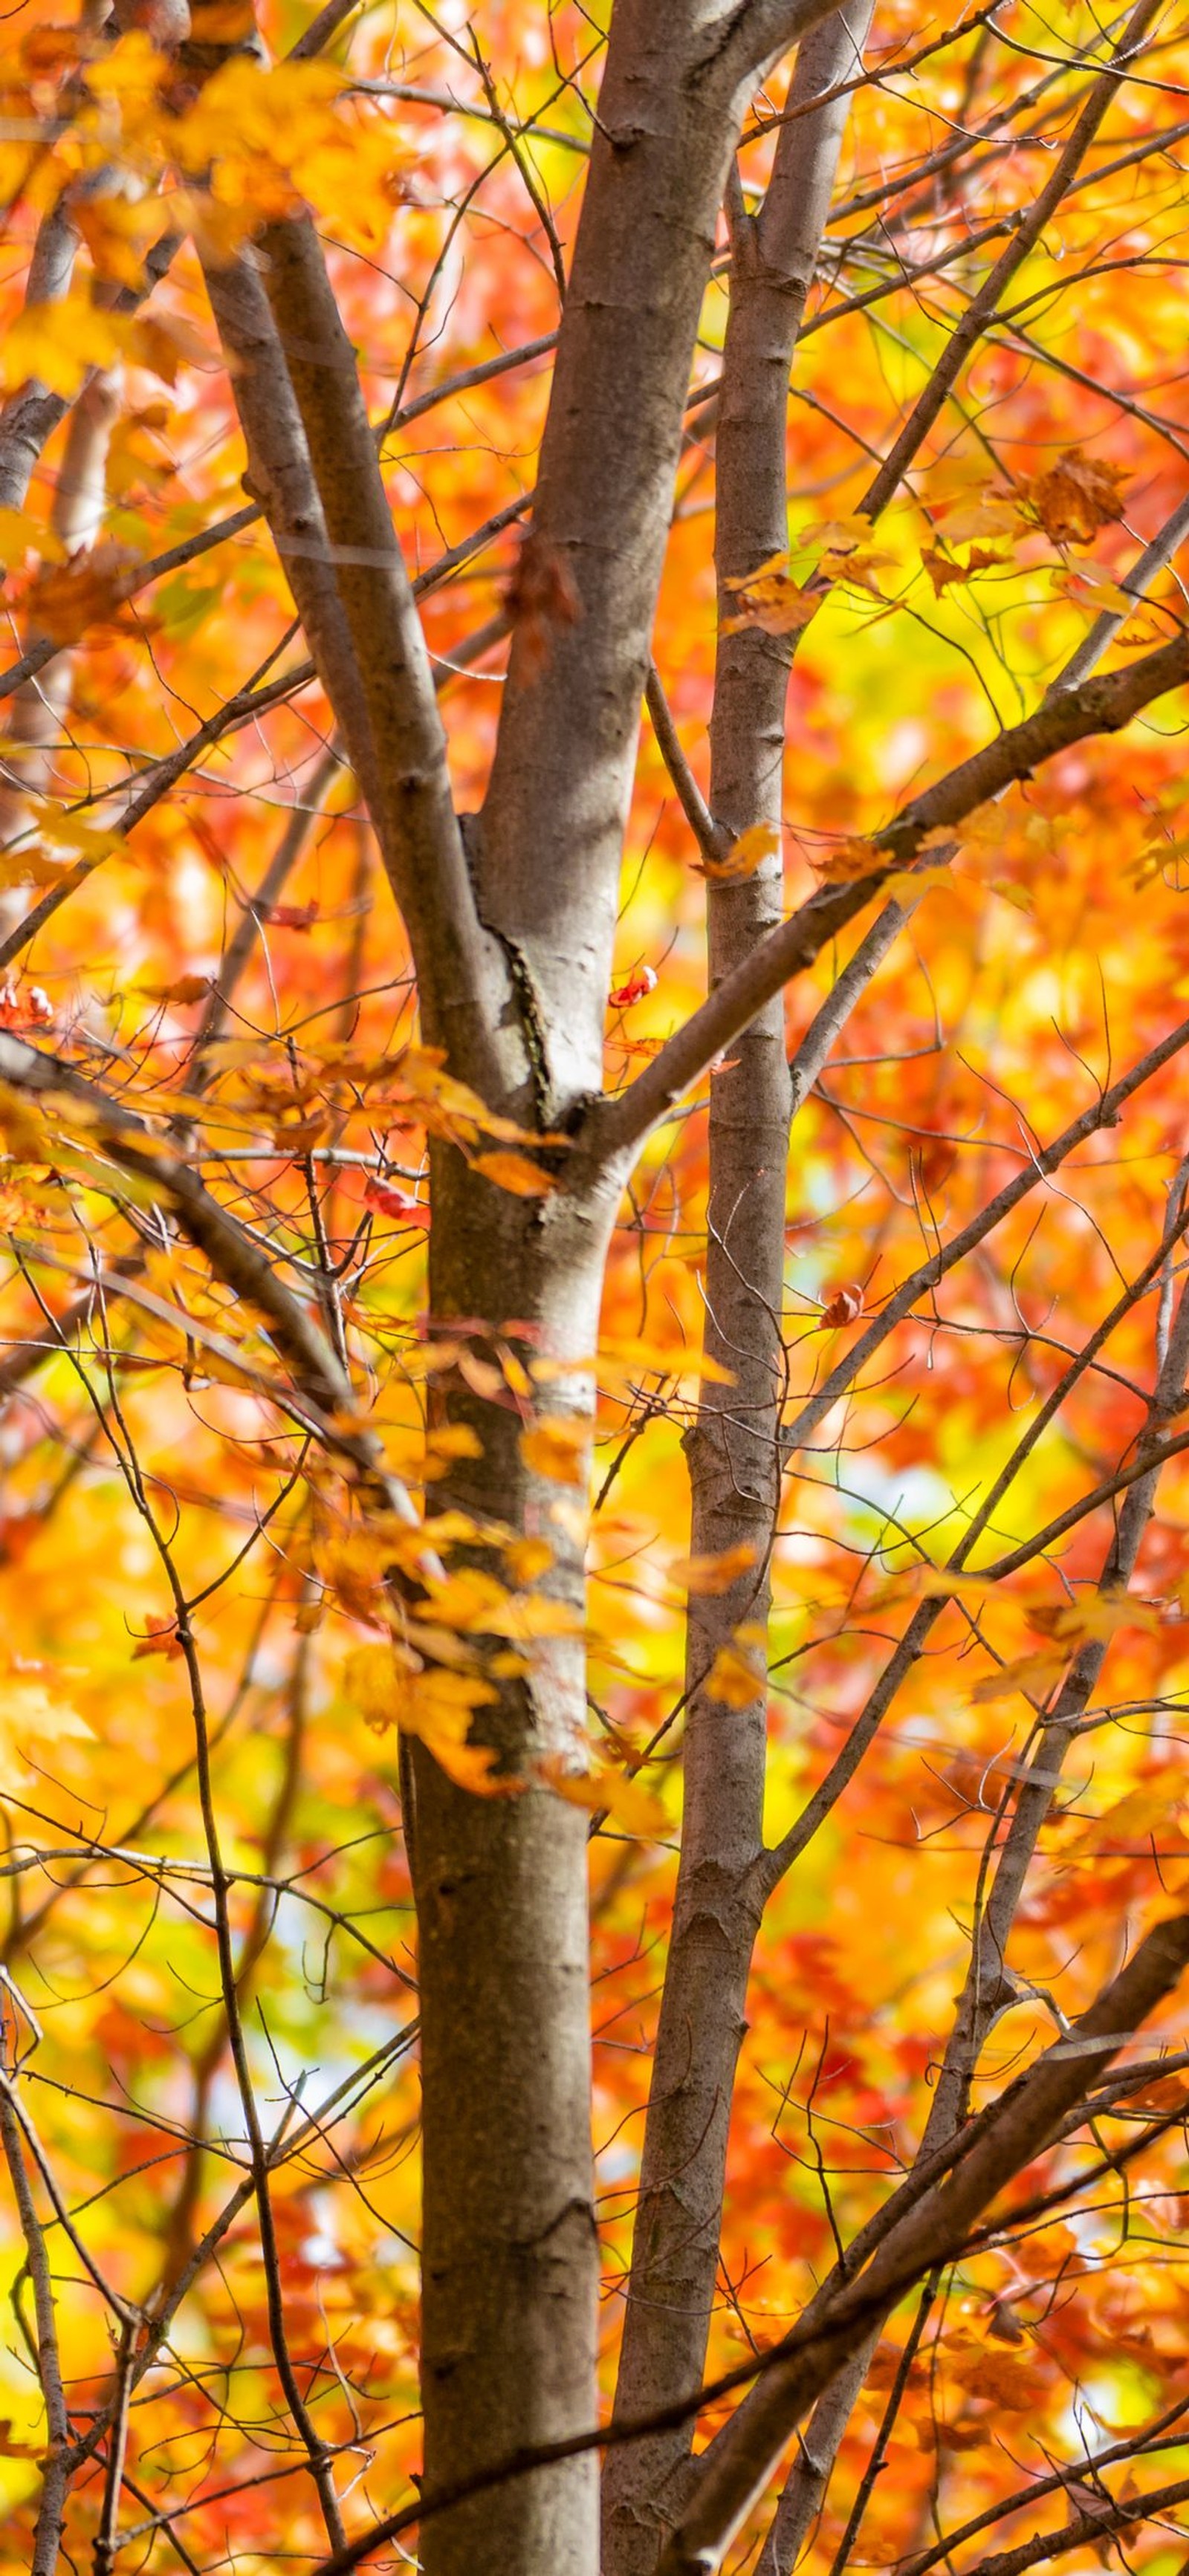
[610,964,658,1008]
[0,980,54,1031]
[366,1177,430,1226]
[259,901,320,932]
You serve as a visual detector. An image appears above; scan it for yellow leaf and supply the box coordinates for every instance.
[0,2418,48,2461]
[126,313,211,388]
[471,1149,557,1196]
[0,508,64,568]
[813,837,882,886]
[933,496,1020,545]
[1,288,129,398]
[971,1649,1065,1704]
[1028,1594,1159,1646]
[882,865,961,907]
[597,1331,734,1386]
[456,1349,505,1400]
[520,1417,589,1485]
[502,1535,554,1584]
[721,564,818,637]
[423,1423,483,1480]
[704,1624,768,1708]
[1062,1783,1186,1858]
[793,515,878,556]
[698,822,780,883]
[539,1755,668,1837]
[1052,569,1138,618]
[344,1643,502,1792]
[0,1661,92,1788]
[39,808,126,863]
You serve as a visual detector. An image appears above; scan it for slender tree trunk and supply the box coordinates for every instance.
[414,1149,620,2576]
[604,20,872,2572]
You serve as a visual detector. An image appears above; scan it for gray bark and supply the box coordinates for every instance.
[413,1152,622,2576]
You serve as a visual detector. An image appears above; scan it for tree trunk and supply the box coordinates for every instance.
[414,1147,618,2576]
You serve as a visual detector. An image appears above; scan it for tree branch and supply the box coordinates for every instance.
[587,622,1189,1167]
[654,1908,1189,2576]
[0,2081,73,2576]
[692,0,865,87]
[248,215,506,1083]
[0,1031,351,1420]
[856,0,1164,524]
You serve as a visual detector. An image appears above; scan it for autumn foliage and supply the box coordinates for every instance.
[2,6,1189,2576]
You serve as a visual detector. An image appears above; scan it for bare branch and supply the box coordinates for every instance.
[0,1030,351,1419]
[589,622,1189,1167]
[644,664,728,866]
[249,215,507,1081]
[857,0,1166,523]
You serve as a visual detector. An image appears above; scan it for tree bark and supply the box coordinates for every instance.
[476,0,846,1117]
[413,1150,621,2576]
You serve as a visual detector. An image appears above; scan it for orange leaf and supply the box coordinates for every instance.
[519,1418,589,1485]
[472,1151,558,1196]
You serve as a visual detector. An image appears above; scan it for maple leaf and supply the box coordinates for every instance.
[0,288,129,397]
[539,1754,667,1837]
[471,1149,558,1196]
[1023,447,1128,548]
[0,980,53,1031]
[704,1624,768,1708]
[137,972,213,1005]
[346,1644,505,1791]
[819,1282,864,1328]
[812,837,881,886]
[921,543,1008,594]
[25,539,137,643]
[721,554,818,637]
[131,1617,182,1661]
[670,1544,757,1594]
[259,901,320,930]
[366,1176,430,1226]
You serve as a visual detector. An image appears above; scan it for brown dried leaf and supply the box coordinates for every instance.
[1026,447,1128,548]
[27,539,137,644]
[921,543,1008,594]
[721,557,818,637]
